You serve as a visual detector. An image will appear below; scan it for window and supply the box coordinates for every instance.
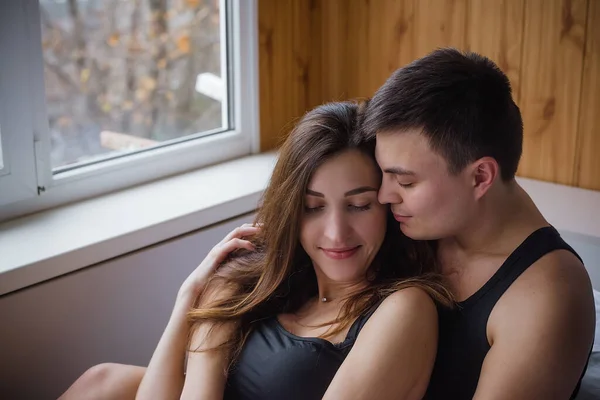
[41,0,228,170]
[0,0,258,218]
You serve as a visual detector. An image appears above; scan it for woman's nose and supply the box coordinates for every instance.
[323,210,351,244]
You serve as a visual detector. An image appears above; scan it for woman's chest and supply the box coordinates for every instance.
[224,320,350,400]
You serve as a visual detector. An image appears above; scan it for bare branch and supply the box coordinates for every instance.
[39,5,68,37]
[44,59,80,92]
[147,0,169,137]
[68,0,86,72]
[123,0,142,132]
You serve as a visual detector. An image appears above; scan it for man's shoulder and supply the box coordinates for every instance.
[481,247,595,399]
[490,248,593,337]
[497,222,588,302]
[513,248,587,298]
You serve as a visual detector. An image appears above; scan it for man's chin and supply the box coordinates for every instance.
[398,223,438,241]
[398,223,416,237]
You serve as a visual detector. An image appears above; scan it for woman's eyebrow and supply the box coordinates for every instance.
[344,186,378,197]
[306,189,324,198]
[306,186,377,198]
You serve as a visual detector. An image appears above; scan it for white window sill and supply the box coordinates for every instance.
[0,154,597,297]
[0,152,277,296]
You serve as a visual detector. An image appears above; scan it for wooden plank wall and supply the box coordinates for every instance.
[258,0,600,191]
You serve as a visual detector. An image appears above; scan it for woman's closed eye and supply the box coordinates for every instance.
[349,203,371,212]
[304,205,324,214]
[304,203,371,213]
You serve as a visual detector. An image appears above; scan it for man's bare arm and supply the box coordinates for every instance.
[473,250,595,400]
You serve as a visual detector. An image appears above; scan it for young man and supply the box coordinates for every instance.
[362,48,595,400]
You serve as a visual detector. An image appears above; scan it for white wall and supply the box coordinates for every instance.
[0,213,254,400]
[516,178,600,288]
[560,231,600,290]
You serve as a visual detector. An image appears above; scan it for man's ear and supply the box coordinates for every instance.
[470,157,499,200]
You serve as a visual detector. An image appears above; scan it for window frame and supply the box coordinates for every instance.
[0,125,4,171]
[0,0,259,222]
[0,1,39,205]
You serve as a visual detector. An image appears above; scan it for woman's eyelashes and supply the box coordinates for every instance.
[349,204,371,212]
[304,205,323,214]
[304,203,372,213]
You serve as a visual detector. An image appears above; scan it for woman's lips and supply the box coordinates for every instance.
[321,246,361,260]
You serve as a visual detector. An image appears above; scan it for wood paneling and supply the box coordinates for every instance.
[258,0,600,190]
[575,0,600,190]
[343,0,468,99]
[517,0,587,185]
[465,0,525,102]
[258,0,313,151]
[310,0,349,103]
[414,0,468,57]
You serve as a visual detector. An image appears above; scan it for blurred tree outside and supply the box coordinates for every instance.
[40,0,224,169]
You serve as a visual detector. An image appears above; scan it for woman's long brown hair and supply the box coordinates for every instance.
[187,101,453,367]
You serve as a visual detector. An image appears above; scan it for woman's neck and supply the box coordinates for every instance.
[314,274,369,305]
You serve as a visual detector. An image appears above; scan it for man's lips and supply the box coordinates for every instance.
[320,246,361,260]
[393,213,412,222]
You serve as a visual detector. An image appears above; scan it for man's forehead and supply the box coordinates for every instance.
[374,131,446,172]
[375,131,431,158]
[375,128,427,145]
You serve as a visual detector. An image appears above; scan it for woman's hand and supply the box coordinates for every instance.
[177,223,260,303]
[137,224,259,400]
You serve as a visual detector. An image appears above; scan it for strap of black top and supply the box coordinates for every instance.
[344,299,386,342]
[461,226,582,310]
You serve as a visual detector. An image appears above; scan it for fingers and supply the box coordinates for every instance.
[218,223,262,245]
[212,238,256,265]
[223,238,256,252]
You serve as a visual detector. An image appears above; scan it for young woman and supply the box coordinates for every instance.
[60,101,453,400]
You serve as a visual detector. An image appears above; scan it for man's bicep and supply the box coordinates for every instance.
[474,332,568,399]
[473,267,594,400]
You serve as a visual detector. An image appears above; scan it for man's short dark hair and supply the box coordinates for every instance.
[363,48,523,181]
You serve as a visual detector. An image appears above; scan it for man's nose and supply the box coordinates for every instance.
[378,177,402,205]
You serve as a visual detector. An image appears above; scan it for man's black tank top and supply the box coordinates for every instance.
[224,301,381,400]
[425,226,589,399]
